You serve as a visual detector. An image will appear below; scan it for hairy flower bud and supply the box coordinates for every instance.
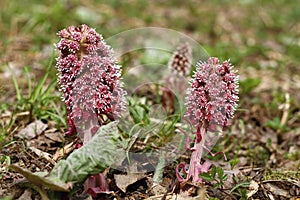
[55,25,126,136]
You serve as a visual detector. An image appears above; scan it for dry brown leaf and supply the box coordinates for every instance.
[16,120,47,139]
[114,162,147,193]
[263,182,291,198]
[148,182,167,196]
[44,131,64,143]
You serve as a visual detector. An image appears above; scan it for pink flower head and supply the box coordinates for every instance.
[185,57,239,128]
[55,25,126,136]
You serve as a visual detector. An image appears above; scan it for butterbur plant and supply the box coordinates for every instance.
[55,25,126,195]
[176,57,239,183]
[56,24,126,142]
[8,25,127,199]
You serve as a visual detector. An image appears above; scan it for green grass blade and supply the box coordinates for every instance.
[24,67,32,98]
[31,50,54,103]
[8,66,22,101]
[40,79,57,101]
[229,182,250,194]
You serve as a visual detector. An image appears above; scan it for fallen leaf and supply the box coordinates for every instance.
[148,182,167,196]
[16,120,47,139]
[114,162,147,193]
[44,131,64,143]
[114,174,147,193]
[263,182,291,198]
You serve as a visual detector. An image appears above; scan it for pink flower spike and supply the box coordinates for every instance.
[55,24,126,137]
[186,57,239,128]
[177,57,239,184]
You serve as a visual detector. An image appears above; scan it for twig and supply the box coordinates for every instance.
[28,146,56,165]
[279,93,290,131]
[146,192,173,199]
[0,111,30,119]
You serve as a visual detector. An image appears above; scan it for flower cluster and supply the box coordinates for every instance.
[176,57,239,184]
[56,25,126,136]
[185,57,239,128]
